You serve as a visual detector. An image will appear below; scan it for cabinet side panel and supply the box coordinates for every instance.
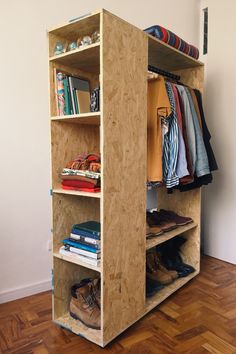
[102,12,147,342]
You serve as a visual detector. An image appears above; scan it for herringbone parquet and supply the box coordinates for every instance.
[0,256,236,354]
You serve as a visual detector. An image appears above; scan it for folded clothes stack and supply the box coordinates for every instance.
[61,153,101,193]
[146,209,193,238]
[59,221,101,267]
[146,236,195,298]
[144,25,199,59]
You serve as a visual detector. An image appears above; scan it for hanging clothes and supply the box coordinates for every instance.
[162,82,179,188]
[147,76,171,182]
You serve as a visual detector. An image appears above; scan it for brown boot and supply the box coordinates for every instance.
[154,252,178,280]
[70,280,101,330]
[91,278,101,309]
[146,252,173,285]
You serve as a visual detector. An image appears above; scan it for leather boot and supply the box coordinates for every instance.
[70,280,101,330]
[91,278,101,309]
[155,252,178,280]
[146,252,173,285]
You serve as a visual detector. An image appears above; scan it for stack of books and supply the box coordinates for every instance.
[55,71,91,116]
[59,221,101,267]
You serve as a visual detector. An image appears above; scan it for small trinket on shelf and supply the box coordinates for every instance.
[81,35,92,46]
[68,41,78,51]
[54,42,66,55]
[91,31,100,43]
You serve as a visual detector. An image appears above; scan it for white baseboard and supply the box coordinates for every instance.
[0,279,51,304]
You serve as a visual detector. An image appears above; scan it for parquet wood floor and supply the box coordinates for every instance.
[0,256,236,354]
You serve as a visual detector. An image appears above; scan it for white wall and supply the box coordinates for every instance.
[0,0,200,302]
[200,0,236,264]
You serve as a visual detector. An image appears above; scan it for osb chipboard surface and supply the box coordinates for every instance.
[51,121,99,187]
[52,194,100,252]
[53,257,99,319]
[174,66,204,93]
[101,11,147,343]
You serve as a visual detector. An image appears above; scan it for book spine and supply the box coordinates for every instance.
[69,246,100,259]
[73,89,79,114]
[70,233,101,246]
[68,77,76,114]
[63,77,70,115]
[63,239,99,253]
[71,229,100,240]
[59,247,100,266]
[69,237,100,250]
[56,72,66,116]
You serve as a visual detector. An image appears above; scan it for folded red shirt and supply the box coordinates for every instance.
[62,185,101,193]
[62,180,96,189]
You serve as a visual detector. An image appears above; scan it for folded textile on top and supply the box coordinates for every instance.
[61,153,101,193]
[144,25,199,60]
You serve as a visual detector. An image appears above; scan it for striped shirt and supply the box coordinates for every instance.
[162,82,179,188]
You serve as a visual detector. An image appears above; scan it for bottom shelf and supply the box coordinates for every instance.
[145,271,198,313]
[54,313,102,346]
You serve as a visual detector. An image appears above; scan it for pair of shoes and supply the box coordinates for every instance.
[69,278,101,330]
[157,236,195,278]
[146,222,163,238]
[159,209,193,226]
[146,251,178,286]
[146,276,164,297]
[147,210,193,233]
[147,211,176,232]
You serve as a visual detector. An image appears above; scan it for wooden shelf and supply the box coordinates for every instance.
[49,43,100,73]
[53,188,101,199]
[54,313,102,346]
[148,34,204,71]
[145,272,198,313]
[53,252,101,273]
[146,222,197,250]
[51,112,100,125]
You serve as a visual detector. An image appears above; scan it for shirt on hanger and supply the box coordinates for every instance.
[147,76,171,182]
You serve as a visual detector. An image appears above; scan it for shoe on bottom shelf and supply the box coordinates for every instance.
[146,276,164,298]
[70,278,101,330]
[159,209,193,226]
[146,252,173,285]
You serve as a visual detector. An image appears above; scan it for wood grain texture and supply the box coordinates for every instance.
[49,61,99,118]
[51,121,99,188]
[148,35,204,71]
[52,193,100,253]
[101,11,147,344]
[1,256,236,353]
[158,188,201,271]
[53,257,100,319]
[146,222,198,250]
[48,12,100,55]
[51,112,100,125]
[49,43,100,73]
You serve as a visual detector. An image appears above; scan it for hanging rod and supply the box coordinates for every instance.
[148,65,180,81]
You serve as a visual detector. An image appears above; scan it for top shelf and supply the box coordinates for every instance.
[148,34,204,71]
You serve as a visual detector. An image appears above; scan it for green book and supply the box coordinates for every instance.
[63,78,70,115]
[73,89,79,114]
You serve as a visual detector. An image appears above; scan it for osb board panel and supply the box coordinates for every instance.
[145,272,197,313]
[157,188,201,271]
[53,257,99,318]
[173,66,204,92]
[49,43,100,73]
[146,222,198,250]
[51,121,99,187]
[102,12,147,343]
[48,12,100,54]
[52,193,100,252]
[54,314,102,346]
[148,35,204,71]
[49,62,99,117]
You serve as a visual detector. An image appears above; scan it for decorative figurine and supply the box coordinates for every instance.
[80,35,92,47]
[68,41,78,51]
[91,31,100,43]
[54,42,66,55]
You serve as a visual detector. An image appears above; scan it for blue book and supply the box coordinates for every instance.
[72,221,101,239]
[63,238,100,254]
[68,237,100,250]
